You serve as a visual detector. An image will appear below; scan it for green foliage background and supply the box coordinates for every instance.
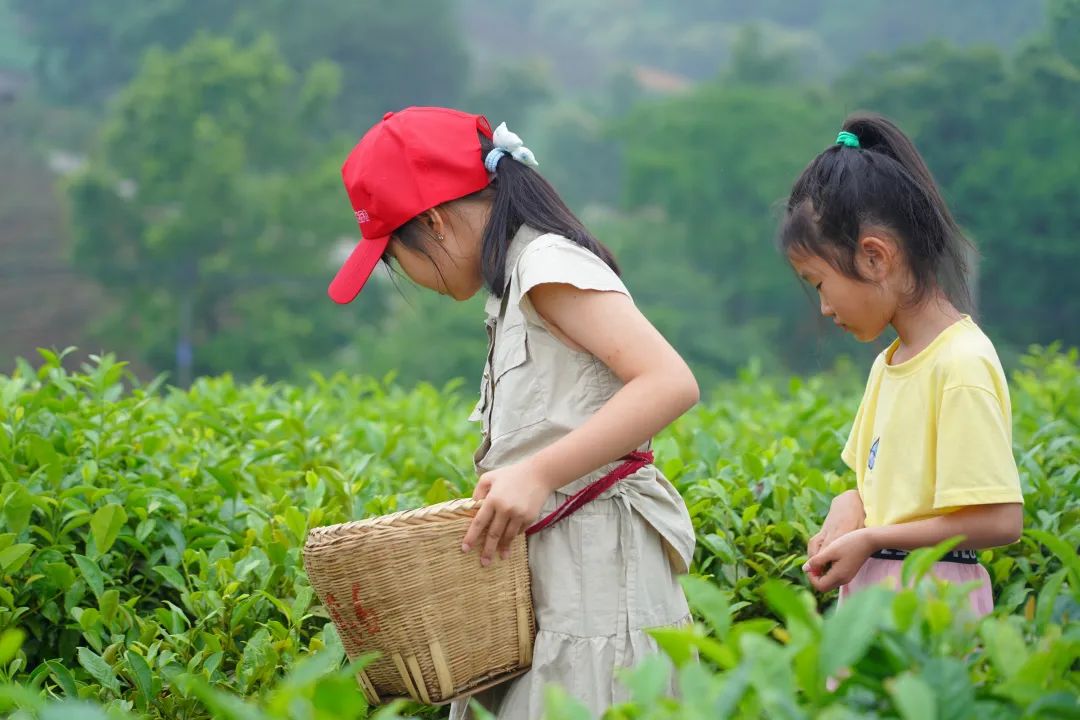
[0,347,1076,718]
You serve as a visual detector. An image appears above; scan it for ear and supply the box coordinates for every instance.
[857,234,898,281]
[418,208,448,242]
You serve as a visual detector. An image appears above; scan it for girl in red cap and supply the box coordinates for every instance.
[330,107,699,718]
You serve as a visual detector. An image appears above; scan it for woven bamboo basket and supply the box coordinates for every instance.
[302,498,535,705]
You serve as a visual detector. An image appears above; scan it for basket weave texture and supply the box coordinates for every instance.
[302,498,535,705]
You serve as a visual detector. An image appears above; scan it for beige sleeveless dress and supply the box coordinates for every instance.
[449,226,695,720]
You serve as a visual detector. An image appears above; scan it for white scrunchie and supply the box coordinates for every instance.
[484,122,539,172]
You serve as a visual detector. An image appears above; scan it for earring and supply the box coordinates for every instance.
[437,233,445,241]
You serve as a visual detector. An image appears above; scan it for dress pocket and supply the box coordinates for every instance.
[489,323,545,439]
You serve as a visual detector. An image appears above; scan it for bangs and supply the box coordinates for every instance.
[779,199,862,280]
[780,200,825,261]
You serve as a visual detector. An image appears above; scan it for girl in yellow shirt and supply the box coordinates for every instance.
[780,113,1024,614]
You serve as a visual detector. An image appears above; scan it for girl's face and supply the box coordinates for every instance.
[788,236,901,343]
[386,202,488,301]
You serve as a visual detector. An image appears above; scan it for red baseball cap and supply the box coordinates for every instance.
[329,107,495,304]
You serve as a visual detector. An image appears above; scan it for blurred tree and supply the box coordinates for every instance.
[841,1,1080,349]
[587,210,795,384]
[952,0,1080,347]
[726,24,803,86]
[466,59,554,130]
[839,41,1008,190]
[12,0,468,125]
[336,282,488,389]
[533,103,624,212]
[616,83,840,370]
[10,0,235,103]
[461,0,1042,89]
[231,0,468,125]
[66,35,367,382]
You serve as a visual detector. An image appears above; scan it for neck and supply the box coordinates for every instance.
[890,289,963,356]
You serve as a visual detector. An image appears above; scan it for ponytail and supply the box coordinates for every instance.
[478,133,619,296]
[780,112,976,312]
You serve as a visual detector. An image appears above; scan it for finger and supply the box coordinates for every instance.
[803,548,832,575]
[815,560,852,592]
[462,503,493,553]
[815,569,844,593]
[808,534,823,556]
[498,520,525,560]
[481,511,510,567]
[472,476,492,501]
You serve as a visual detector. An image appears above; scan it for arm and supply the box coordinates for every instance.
[462,284,699,565]
[805,502,1023,592]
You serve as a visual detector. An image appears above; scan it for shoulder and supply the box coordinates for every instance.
[865,347,889,384]
[517,233,607,269]
[513,231,628,298]
[934,319,1008,393]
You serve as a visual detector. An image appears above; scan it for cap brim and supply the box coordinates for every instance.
[328,234,390,304]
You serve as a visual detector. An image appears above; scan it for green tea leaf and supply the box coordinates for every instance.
[0,543,34,574]
[90,503,127,555]
[979,618,1029,680]
[126,649,155,710]
[172,674,264,720]
[282,505,307,544]
[921,658,974,720]
[290,584,314,623]
[743,633,799,718]
[890,672,937,720]
[649,626,699,667]
[1026,529,1080,600]
[73,554,106,599]
[0,627,25,665]
[425,477,452,505]
[820,586,889,677]
[1,482,34,534]
[1035,569,1068,630]
[900,536,964,587]
[762,580,819,640]
[98,589,120,625]
[43,561,77,589]
[45,660,78,697]
[76,646,120,693]
[620,654,670,707]
[153,565,188,593]
[680,575,731,638]
[542,684,594,720]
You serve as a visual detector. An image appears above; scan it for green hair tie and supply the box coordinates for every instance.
[835,131,860,148]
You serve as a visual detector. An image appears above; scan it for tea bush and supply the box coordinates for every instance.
[0,346,1076,719]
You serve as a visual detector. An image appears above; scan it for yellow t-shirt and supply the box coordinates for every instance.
[842,317,1023,527]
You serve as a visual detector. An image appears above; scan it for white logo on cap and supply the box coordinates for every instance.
[354,209,370,223]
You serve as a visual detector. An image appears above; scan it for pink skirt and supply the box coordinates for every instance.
[839,557,994,617]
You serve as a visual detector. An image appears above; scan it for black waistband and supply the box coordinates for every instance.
[871,548,979,565]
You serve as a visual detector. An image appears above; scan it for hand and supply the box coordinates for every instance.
[803,527,876,592]
[808,490,865,558]
[461,461,552,567]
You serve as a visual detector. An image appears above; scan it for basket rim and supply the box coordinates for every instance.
[305,497,481,543]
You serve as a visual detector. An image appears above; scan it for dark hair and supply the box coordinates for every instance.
[392,132,619,296]
[779,112,975,312]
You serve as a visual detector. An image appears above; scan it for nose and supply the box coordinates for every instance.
[819,296,834,318]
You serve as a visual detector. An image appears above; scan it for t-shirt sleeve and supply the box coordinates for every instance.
[934,384,1023,509]
[841,357,880,473]
[513,235,629,302]
[841,402,863,472]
